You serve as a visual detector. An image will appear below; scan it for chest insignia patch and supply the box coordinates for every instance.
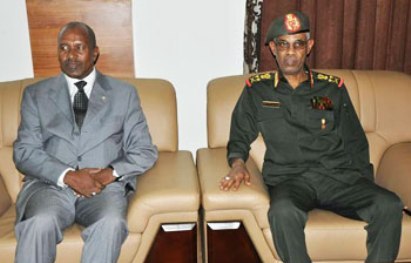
[262,100,281,108]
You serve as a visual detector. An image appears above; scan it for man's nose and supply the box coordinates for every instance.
[68,48,77,59]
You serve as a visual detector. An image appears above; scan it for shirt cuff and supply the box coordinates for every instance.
[57,168,75,188]
[108,165,120,178]
[112,169,120,177]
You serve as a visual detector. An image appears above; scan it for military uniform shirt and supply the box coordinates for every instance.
[227,69,373,186]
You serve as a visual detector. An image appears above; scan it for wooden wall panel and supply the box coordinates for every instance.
[27,0,134,78]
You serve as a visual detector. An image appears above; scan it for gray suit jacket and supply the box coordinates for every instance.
[13,71,158,222]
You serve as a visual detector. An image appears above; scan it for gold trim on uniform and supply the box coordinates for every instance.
[316,73,343,87]
[246,72,275,87]
[249,72,273,84]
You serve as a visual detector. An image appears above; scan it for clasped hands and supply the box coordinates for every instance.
[219,159,251,191]
[64,168,116,198]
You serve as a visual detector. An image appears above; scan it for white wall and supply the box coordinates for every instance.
[133,0,246,153]
[0,0,33,81]
[0,0,246,154]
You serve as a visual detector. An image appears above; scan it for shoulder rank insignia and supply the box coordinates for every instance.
[246,72,275,87]
[316,73,344,88]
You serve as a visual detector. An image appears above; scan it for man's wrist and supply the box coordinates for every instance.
[108,165,121,180]
[231,158,245,168]
[59,168,75,188]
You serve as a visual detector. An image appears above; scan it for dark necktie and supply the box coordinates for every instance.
[73,80,88,129]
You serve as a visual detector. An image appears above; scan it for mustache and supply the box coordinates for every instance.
[283,55,298,64]
[62,59,81,69]
[63,59,80,64]
[284,54,298,59]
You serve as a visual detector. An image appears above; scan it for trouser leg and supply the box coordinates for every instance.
[14,186,76,263]
[317,177,403,263]
[75,182,129,263]
[267,178,316,263]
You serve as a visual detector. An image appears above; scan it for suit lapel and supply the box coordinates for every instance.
[82,72,110,128]
[78,72,113,155]
[49,74,75,127]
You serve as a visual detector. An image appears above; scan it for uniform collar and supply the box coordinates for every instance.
[274,64,313,89]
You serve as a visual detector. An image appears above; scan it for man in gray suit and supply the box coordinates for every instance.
[13,21,158,263]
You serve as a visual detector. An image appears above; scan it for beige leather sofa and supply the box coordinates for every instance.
[197,70,411,262]
[0,78,200,262]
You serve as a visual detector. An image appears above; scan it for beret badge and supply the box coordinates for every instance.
[284,14,301,33]
[264,11,310,45]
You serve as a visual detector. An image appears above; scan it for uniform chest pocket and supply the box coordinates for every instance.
[258,107,284,122]
[305,109,335,132]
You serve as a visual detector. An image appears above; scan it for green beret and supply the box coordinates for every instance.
[265,11,310,45]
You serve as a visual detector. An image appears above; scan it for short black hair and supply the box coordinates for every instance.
[58,21,97,49]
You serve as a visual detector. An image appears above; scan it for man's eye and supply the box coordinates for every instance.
[294,41,306,48]
[60,45,69,51]
[75,45,85,52]
[278,41,289,48]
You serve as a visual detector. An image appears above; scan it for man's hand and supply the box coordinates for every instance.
[220,159,251,191]
[64,168,103,197]
[92,168,117,186]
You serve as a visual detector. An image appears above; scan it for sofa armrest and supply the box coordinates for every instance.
[376,142,411,208]
[196,148,270,226]
[0,175,12,216]
[126,151,200,233]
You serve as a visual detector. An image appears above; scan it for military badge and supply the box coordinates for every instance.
[310,96,333,110]
[284,14,301,33]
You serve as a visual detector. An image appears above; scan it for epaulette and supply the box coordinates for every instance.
[246,72,275,87]
[316,72,344,88]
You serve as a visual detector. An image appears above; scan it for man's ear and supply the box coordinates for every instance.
[268,41,277,57]
[307,39,314,56]
[93,46,100,65]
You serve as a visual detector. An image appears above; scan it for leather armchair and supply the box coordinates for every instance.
[197,70,411,262]
[0,78,200,262]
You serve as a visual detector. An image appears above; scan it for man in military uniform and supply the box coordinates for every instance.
[220,11,403,263]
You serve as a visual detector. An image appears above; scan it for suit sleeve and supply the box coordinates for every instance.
[13,87,71,185]
[227,86,259,166]
[338,85,374,180]
[109,87,158,180]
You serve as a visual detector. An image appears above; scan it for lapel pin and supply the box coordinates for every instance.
[102,96,106,101]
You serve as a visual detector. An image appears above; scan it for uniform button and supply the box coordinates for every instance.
[77,156,82,161]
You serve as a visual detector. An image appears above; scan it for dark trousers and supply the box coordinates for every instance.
[267,171,403,263]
